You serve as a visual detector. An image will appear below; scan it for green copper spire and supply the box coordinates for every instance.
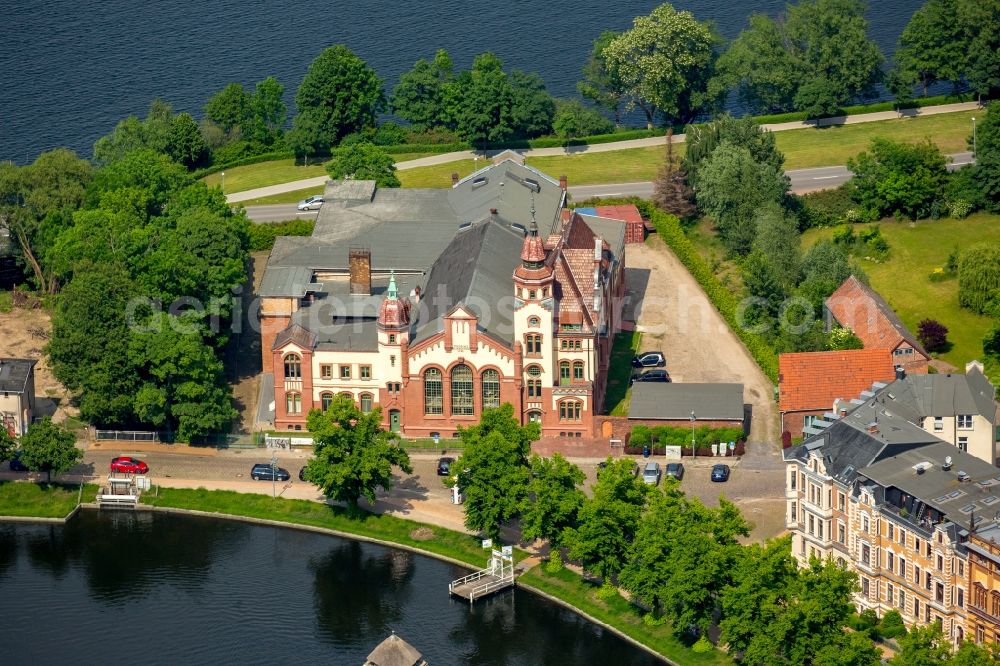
[387,270,398,300]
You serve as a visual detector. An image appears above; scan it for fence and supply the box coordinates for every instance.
[264,434,314,449]
[94,430,161,442]
[93,430,264,449]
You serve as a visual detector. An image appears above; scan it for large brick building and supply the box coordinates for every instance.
[257,158,627,438]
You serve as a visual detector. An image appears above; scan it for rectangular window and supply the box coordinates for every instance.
[360,365,371,380]
[573,363,584,380]
[900,557,906,577]
[926,571,932,591]
[862,515,870,533]
[887,583,895,605]
[959,561,965,577]
[862,544,871,566]
[838,523,846,544]
[360,394,373,413]
[915,565,921,585]
[934,417,944,431]
[959,436,969,453]
[888,524,894,540]
[320,364,333,380]
[937,554,943,571]
[808,515,815,536]
[790,502,797,522]
[790,471,797,490]
[958,588,965,608]
[862,577,870,597]
[936,582,944,603]
[900,529,906,546]
[838,492,846,512]
[340,365,351,379]
[958,414,973,429]
[887,552,894,570]
[914,598,920,619]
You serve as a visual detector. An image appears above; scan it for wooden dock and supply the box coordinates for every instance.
[449,548,515,602]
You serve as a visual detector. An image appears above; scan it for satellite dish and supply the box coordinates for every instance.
[946,456,953,465]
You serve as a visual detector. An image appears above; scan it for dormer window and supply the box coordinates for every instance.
[389,334,396,344]
[529,290,537,299]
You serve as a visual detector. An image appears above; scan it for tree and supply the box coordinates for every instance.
[167,112,209,168]
[304,394,411,509]
[552,99,613,139]
[652,133,696,218]
[86,149,192,216]
[696,141,789,255]
[958,243,1000,314]
[205,82,253,135]
[741,249,787,328]
[891,0,966,98]
[952,640,1000,665]
[0,428,16,461]
[578,31,628,126]
[451,53,515,146]
[918,318,950,352]
[970,100,1000,212]
[521,453,586,548]
[391,50,455,130]
[454,405,537,540]
[508,70,555,138]
[603,3,719,127]
[847,138,949,219]
[325,142,400,188]
[286,110,327,162]
[713,0,883,117]
[889,622,952,665]
[249,76,287,146]
[682,114,785,190]
[828,326,865,350]
[18,417,81,482]
[565,457,648,581]
[752,202,801,288]
[294,45,385,150]
[797,241,857,311]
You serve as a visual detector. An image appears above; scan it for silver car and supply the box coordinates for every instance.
[642,462,661,486]
[297,195,324,211]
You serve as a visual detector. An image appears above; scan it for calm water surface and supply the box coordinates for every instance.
[2,0,925,163]
[0,511,663,665]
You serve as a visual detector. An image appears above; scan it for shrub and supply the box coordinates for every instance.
[796,185,855,228]
[691,636,714,653]
[404,127,463,146]
[596,582,619,600]
[544,551,564,573]
[246,219,315,252]
[928,267,950,282]
[879,610,907,639]
[948,199,973,219]
[553,99,614,139]
[918,319,949,352]
[828,327,864,350]
[958,243,1000,314]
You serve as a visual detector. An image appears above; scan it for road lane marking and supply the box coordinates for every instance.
[812,175,841,180]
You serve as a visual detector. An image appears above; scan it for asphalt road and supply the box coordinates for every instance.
[242,152,974,222]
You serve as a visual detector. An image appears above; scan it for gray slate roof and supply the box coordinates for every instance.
[576,214,626,261]
[0,358,35,394]
[628,383,745,421]
[451,163,566,236]
[880,368,997,421]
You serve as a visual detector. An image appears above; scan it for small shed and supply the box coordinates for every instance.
[628,383,747,431]
[365,633,427,666]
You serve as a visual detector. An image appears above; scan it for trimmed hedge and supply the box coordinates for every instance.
[628,424,746,448]
[750,92,980,125]
[246,219,315,251]
[383,142,471,155]
[624,442,745,457]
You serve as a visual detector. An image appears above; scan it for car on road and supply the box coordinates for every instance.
[250,463,290,481]
[665,462,685,481]
[110,456,149,474]
[711,464,731,482]
[631,351,666,368]
[297,195,324,211]
[437,457,455,476]
[8,451,28,472]
[642,462,661,485]
[629,369,671,385]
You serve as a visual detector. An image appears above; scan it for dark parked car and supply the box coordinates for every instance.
[631,351,666,368]
[711,464,731,482]
[8,451,28,472]
[110,456,149,474]
[629,369,671,385]
[437,457,455,476]
[250,463,290,481]
[665,462,685,480]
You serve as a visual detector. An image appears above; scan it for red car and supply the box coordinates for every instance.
[110,456,149,474]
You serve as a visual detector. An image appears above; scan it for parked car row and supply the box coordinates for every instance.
[629,350,671,385]
[617,460,730,486]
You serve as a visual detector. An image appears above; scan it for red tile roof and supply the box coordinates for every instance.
[593,204,643,226]
[825,275,929,358]
[779,349,897,412]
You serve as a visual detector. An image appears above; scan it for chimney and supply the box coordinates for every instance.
[451,172,459,186]
[413,285,421,303]
[349,248,371,295]
[895,365,905,380]
[559,175,568,191]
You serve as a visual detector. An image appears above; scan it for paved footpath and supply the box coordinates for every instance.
[226,101,980,203]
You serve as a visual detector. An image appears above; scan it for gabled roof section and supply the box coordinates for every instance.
[880,371,998,420]
[0,358,35,394]
[826,275,929,357]
[450,160,565,236]
[410,217,524,346]
[323,179,376,204]
[576,213,626,263]
[272,323,317,351]
[779,349,896,412]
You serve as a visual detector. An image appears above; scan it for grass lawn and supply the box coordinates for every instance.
[203,159,327,192]
[801,212,1000,371]
[236,186,325,206]
[605,330,642,416]
[141,486,513,568]
[0,480,88,518]
[520,565,732,665]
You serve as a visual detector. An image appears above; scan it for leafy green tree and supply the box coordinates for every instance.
[305,394,412,509]
[93,99,181,166]
[813,630,883,666]
[828,326,865,350]
[521,453,586,548]
[325,142,400,187]
[508,70,556,139]
[847,138,948,219]
[711,14,801,114]
[963,0,1000,101]
[552,99,614,139]
[205,82,253,135]
[891,0,966,98]
[286,110,327,162]
[696,141,789,255]
[565,457,648,580]
[391,50,455,130]
[752,202,801,288]
[167,112,210,168]
[958,243,1000,314]
[741,249,787,327]
[951,640,1000,665]
[889,622,952,665]
[454,404,537,540]
[294,45,385,151]
[249,76,287,145]
[18,417,81,482]
[603,2,719,127]
[0,428,16,461]
[578,31,628,126]
[971,100,1000,212]
[451,53,516,146]
[682,114,785,190]
[796,241,857,311]
[87,149,193,216]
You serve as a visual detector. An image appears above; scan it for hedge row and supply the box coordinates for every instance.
[628,424,746,448]
[246,219,315,252]
[626,199,780,383]
[623,443,745,457]
[750,92,980,125]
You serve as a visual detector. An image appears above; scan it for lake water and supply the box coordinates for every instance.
[2,0,925,163]
[0,511,663,665]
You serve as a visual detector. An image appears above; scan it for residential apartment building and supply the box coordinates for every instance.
[0,358,35,436]
[785,368,1000,646]
[968,525,1000,645]
[257,158,627,438]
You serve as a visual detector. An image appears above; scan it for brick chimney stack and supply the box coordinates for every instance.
[349,248,371,295]
[559,175,568,191]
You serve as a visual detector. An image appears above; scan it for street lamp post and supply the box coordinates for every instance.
[972,117,977,156]
[221,171,225,194]
[690,411,696,458]
[270,451,278,499]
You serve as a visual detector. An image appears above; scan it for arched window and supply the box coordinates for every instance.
[320,392,333,411]
[527,410,542,423]
[360,393,373,413]
[559,361,570,385]
[559,400,581,421]
[526,334,542,355]
[525,364,542,398]
[481,369,500,410]
[573,361,584,381]
[452,364,474,415]
[339,392,353,402]
[286,392,302,414]
[424,369,443,415]
[283,353,301,380]
[528,316,540,328]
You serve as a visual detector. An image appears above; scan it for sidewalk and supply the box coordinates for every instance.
[225,101,980,203]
